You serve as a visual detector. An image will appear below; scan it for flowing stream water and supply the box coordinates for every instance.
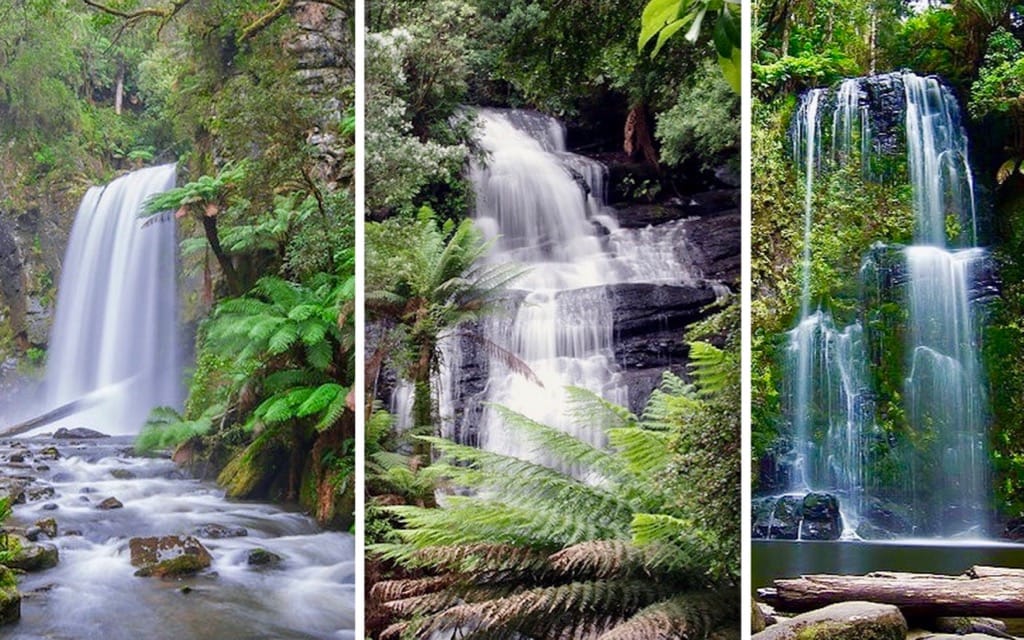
[4,166,354,638]
[776,72,990,538]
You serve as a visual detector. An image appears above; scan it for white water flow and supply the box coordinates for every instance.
[903,75,986,535]
[44,164,183,434]
[430,108,701,467]
[4,436,355,639]
[782,72,989,538]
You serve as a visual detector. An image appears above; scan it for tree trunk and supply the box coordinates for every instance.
[623,103,660,167]
[200,214,242,295]
[760,567,1024,617]
[410,341,435,461]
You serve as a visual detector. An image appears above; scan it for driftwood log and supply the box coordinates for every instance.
[0,381,128,437]
[759,566,1024,617]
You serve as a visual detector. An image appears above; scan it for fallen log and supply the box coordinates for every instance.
[762,566,1024,618]
[0,380,130,437]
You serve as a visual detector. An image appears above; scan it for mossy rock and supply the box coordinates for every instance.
[752,601,906,640]
[134,555,208,578]
[7,537,58,572]
[217,433,288,500]
[0,566,19,626]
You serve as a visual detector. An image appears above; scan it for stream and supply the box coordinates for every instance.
[1,433,355,639]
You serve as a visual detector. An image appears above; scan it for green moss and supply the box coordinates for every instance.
[135,555,207,578]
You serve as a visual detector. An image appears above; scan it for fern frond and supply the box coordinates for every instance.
[548,540,647,580]
[687,342,734,398]
[566,386,639,431]
[597,591,737,640]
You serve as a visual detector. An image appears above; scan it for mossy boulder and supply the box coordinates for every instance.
[0,566,20,626]
[129,535,212,579]
[246,548,282,567]
[751,601,906,640]
[7,537,58,572]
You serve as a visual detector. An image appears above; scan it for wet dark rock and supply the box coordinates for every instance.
[110,469,136,480]
[40,503,58,511]
[97,497,123,510]
[8,537,59,572]
[800,492,843,541]
[51,473,72,482]
[8,453,24,463]
[769,495,803,540]
[194,524,248,539]
[612,190,738,229]
[860,498,914,539]
[129,535,213,578]
[26,486,54,502]
[0,566,20,626]
[79,487,96,494]
[35,518,57,539]
[63,530,82,537]
[247,548,283,567]
[38,447,60,460]
[24,527,41,542]
[34,465,48,472]
[52,427,108,439]
[680,210,742,286]
[752,496,777,539]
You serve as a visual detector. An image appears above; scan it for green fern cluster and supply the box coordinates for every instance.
[140,251,355,450]
[368,345,739,639]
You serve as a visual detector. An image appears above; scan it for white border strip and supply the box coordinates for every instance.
[353,0,367,635]
[740,0,753,633]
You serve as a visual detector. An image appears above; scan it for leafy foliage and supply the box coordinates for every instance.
[368,347,739,638]
[638,0,742,91]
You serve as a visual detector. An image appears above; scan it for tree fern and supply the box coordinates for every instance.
[370,365,739,638]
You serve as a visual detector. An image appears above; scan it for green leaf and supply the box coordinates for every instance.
[297,383,344,417]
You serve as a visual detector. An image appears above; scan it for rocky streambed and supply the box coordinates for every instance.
[0,431,355,639]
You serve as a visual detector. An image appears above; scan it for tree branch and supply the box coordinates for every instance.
[81,0,169,21]
[239,0,292,42]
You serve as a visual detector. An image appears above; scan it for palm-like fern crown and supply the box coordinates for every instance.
[368,342,739,639]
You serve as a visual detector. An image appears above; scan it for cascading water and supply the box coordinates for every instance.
[44,164,183,434]
[777,72,991,539]
[396,108,715,468]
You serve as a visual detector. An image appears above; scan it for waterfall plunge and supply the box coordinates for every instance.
[44,164,182,434]
[783,73,989,537]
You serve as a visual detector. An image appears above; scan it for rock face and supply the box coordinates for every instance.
[752,601,907,640]
[97,497,123,510]
[129,535,213,578]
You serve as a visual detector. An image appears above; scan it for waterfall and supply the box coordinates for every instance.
[781,72,990,538]
[44,164,182,434]
[404,108,706,469]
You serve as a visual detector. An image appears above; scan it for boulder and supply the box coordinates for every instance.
[26,486,54,502]
[800,492,843,541]
[193,524,248,539]
[34,518,57,538]
[97,497,123,510]
[7,537,59,572]
[8,453,24,464]
[52,427,108,439]
[129,535,213,578]
[0,566,19,626]
[38,446,60,460]
[770,495,803,540]
[110,469,135,480]
[247,549,282,567]
[751,601,907,640]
